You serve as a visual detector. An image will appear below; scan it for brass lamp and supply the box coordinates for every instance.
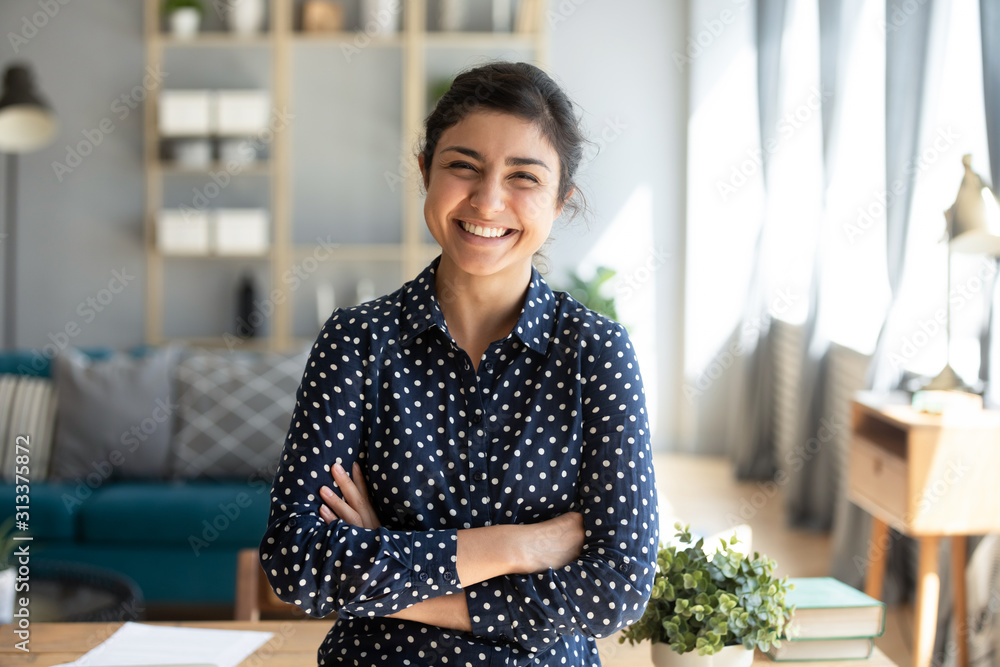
[923,154,1000,391]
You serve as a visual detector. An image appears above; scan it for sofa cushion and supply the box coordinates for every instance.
[49,344,184,481]
[0,481,82,541]
[171,346,309,480]
[0,346,117,378]
[0,375,58,480]
[78,481,271,548]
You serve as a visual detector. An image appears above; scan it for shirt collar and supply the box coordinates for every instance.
[399,255,556,355]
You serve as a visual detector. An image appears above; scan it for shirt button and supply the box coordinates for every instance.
[472,414,482,424]
[417,571,428,582]
[484,361,494,372]
[443,571,454,582]
[476,472,488,482]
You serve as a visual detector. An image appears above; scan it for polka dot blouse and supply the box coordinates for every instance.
[260,256,659,666]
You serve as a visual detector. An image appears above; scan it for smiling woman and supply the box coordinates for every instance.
[259,61,659,667]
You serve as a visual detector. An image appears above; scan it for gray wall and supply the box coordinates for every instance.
[0,0,688,449]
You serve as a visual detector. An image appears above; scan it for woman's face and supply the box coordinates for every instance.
[421,110,565,279]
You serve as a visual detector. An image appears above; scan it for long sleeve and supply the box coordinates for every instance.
[258,308,463,620]
[465,323,659,653]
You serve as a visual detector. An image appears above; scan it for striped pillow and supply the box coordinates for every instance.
[0,375,58,480]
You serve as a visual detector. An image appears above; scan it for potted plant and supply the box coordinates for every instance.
[163,0,204,39]
[562,266,618,321]
[0,516,18,624]
[619,523,795,666]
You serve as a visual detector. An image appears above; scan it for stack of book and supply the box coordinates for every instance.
[768,577,887,662]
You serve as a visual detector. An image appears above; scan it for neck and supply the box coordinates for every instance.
[434,255,532,346]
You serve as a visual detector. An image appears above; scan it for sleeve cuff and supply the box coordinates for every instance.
[394,529,463,602]
[466,579,517,645]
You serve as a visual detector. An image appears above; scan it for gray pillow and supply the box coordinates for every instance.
[170,345,309,480]
[50,344,183,481]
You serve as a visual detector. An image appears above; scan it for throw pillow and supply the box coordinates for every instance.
[171,345,310,480]
[49,344,184,482]
[0,375,58,481]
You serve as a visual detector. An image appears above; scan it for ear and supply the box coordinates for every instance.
[418,153,429,189]
[554,186,575,219]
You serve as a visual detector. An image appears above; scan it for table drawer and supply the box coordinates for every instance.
[849,435,907,524]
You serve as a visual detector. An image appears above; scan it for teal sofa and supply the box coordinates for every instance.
[0,346,276,610]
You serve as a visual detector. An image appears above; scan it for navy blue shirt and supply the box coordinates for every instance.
[260,257,659,666]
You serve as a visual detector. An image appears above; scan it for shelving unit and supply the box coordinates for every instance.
[143,0,548,352]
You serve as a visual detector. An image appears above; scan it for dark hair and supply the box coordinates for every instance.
[419,61,587,220]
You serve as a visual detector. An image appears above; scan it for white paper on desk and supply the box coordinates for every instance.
[50,622,274,667]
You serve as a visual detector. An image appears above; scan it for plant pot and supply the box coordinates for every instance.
[651,643,754,667]
[0,568,14,624]
[168,8,201,39]
[226,0,266,35]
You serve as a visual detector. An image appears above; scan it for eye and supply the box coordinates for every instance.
[512,172,539,183]
[445,161,476,171]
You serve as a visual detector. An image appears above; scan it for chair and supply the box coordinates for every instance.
[234,547,307,621]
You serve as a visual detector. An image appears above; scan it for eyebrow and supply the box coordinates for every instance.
[440,146,551,172]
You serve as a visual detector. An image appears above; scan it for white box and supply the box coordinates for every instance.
[158,90,214,136]
[214,90,271,136]
[157,210,210,254]
[213,208,269,255]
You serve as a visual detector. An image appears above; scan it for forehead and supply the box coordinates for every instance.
[436,110,558,163]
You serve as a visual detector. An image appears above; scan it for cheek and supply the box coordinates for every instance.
[514,189,561,225]
[427,175,469,213]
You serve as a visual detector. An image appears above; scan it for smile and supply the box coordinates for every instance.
[458,220,515,239]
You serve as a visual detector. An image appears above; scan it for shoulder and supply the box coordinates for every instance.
[549,289,633,362]
[312,288,406,353]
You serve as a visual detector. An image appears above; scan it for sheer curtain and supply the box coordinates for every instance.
[725,0,787,481]
[979,0,1000,403]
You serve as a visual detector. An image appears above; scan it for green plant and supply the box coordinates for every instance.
[162,0,204,16]
[619,522,794,656]
[561,266,618,321]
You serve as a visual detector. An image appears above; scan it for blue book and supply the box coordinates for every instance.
[781,577,886,640]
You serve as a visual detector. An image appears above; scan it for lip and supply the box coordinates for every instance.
[453,218,518,244]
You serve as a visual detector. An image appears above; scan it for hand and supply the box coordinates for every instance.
[514,512,585,574]
[318,461,382,530]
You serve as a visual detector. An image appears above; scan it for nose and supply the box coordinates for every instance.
[469,174,505,214]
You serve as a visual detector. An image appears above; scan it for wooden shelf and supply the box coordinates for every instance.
[292,32,404,47]
[144,0,548,353]
[154,251,272,260]
[155,161,271,175]
[424,32,536,48]
[156,32,273,47]
[290,242,439,262]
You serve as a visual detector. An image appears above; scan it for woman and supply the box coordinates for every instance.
[260,61,659,666]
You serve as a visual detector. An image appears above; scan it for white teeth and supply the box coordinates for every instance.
[461,221,508,238]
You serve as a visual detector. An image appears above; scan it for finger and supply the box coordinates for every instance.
[319,504,338,524]
[321,484,364,527]
[332,463,374,521]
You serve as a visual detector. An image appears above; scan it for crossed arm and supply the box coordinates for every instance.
[317,461,585,632]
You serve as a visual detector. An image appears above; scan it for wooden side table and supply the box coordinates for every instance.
[847,391,1000,667]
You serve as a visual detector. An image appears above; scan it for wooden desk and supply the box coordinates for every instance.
[0,621,895,666]
[848,392,1000,667]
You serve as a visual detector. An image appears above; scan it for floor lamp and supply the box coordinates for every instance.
[0,63,58,350]
[923,154,1000,392]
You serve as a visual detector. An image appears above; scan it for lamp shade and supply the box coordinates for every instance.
[946,154,1000,256]
[0,64,57,153]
